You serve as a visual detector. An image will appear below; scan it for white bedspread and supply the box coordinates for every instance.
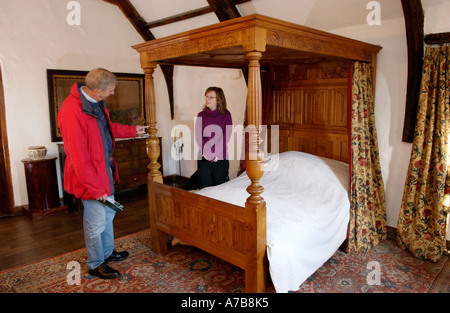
[194,151,350,293]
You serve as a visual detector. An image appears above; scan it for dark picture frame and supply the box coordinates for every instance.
[47,69,145,142]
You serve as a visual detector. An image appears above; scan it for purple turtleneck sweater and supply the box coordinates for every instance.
[195,108,232,161]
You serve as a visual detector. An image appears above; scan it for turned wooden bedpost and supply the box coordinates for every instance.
[142,58,166,254]
[143,63,163,182]
[244,50,267,293]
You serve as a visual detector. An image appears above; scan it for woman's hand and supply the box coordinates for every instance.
[202,154,219,162]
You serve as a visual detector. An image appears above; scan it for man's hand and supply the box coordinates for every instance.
[136,125,149,135]
[96,194,108,202]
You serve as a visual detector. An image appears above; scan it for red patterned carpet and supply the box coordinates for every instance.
[296,238,449,293]
[0,229,448,293]
[0,229,244,293]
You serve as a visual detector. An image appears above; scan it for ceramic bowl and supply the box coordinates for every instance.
[27,146,47,159]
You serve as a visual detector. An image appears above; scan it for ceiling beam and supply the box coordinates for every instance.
[146,6,213,29]
[207,0,242,21]
[146,0,250,28]
[103,0,155,41]
[401,0,424,143]
[424,32,450,45]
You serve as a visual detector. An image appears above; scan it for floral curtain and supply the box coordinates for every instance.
[347,61,387,253]
[397,46,450,262]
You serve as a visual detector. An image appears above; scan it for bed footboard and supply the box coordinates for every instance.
[147,181,267,293]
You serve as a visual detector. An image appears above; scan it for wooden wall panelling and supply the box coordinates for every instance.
[272,86,348,128]
[301,89,314,125]
[278,128,348,163]
[314,89,328,126]
[272,90,295,124]
[270,61,349,163]
[332,88,348,127]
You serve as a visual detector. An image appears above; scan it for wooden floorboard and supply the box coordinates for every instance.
[0,187,149,271]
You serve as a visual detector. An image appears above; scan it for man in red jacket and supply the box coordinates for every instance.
[58,68,148,279]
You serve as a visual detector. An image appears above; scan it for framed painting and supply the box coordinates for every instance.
[47,69,145,142]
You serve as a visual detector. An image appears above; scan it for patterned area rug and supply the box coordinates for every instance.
[296,238,449,293]
[0,229,448,293]
[0,229,245,293]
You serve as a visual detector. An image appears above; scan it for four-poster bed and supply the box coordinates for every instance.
[132,14,382,293]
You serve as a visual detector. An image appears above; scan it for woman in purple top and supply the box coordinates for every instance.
[195,87,233,188]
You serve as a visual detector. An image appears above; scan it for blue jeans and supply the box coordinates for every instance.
[82,196,116,270]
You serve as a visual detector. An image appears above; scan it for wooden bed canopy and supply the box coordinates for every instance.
[132,14,382,293]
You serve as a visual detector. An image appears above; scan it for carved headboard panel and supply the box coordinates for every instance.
[269,60,350,163]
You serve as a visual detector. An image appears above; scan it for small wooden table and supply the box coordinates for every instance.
[21,156,68,220]
[163,175,189,188]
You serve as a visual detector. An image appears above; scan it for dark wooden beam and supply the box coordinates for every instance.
[103,0,175,119]
[103,0,155,41]
[146,6,213,28]
[424,32,450,45]
[207,0,242,21]
[401,0,424,143]
[146,0,250,28]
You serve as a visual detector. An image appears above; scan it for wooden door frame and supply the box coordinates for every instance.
[0,64,15,216]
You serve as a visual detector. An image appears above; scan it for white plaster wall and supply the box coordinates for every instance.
[168,66,247,179]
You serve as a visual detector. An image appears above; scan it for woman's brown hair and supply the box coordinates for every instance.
[204,86,228,114]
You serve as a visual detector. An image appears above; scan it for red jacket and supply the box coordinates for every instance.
[58,83,137,200]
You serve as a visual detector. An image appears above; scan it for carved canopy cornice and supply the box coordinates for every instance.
[132,14,382,69]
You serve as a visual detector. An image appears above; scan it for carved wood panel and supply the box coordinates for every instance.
[278,129,348,163]
[332,88,348,127]
[271,88,347,127]
[269,61,349,163]
[272,90,296,124]
[153,184,249,268]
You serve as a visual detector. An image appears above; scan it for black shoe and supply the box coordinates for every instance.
[105,250,129,263]
[88,263,120,279]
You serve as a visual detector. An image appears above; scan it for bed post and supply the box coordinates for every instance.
[141,57,166,254]
[244,51,267,293]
